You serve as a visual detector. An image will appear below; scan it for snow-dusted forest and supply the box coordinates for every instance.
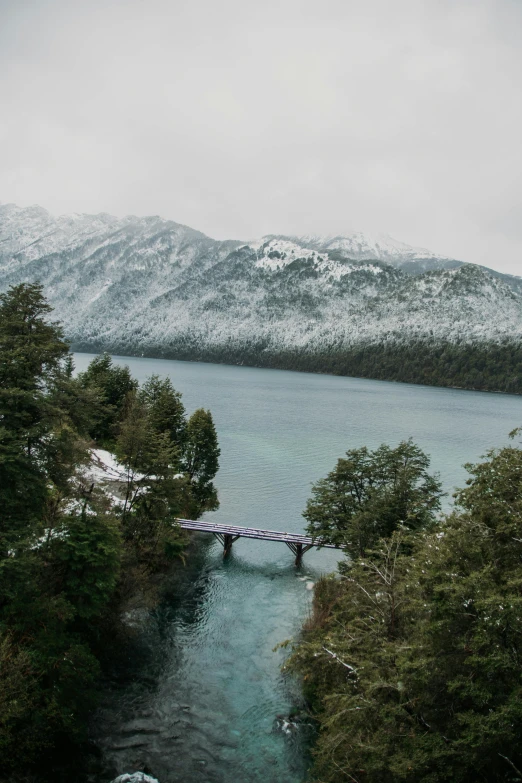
[1,202,521,391]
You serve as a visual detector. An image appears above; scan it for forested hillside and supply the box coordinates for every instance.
[0,284,219,778]
[1,203,522,394]
[289,437,522,783]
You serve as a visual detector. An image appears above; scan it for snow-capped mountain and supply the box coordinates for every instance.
[1,202,521,387]
[280,231,460,268]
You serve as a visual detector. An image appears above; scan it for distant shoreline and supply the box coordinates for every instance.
[71,343,522,398]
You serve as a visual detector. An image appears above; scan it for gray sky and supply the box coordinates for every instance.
[1,0,521,274]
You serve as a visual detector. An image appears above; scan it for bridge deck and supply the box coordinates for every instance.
[176,518,341,550]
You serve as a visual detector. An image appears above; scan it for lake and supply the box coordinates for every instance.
[73,354,521,783]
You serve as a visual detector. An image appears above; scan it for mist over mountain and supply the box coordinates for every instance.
[1,202,521,392]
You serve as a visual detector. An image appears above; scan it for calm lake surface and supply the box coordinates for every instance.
[74,354,521,783]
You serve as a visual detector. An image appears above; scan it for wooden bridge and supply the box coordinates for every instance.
[176,518,342,565]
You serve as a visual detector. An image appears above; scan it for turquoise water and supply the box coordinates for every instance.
[74,354,521,783]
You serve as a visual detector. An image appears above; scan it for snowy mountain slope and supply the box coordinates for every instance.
[295,231,451,263]
[0,202,241,281]
[1,203,521,370]
[246,232,520,286]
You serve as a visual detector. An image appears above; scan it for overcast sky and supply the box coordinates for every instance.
[1,0,521,274]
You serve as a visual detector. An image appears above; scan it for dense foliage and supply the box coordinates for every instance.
[117,338,522,396]
[289,438,522,782]
[304,440,443,555]
[0,284,220,776]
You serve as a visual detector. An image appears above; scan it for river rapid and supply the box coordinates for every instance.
[73,354,521,783]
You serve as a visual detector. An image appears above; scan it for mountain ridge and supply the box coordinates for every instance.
[1,202,521,393]
[2,200,519,285]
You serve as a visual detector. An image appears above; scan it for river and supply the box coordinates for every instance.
[73,354,521,783]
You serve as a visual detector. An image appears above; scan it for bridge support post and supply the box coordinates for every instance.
[286,542,314,566]
[214,532,240,557]
[223,534,234,556]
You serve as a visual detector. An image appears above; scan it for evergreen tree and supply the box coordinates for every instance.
[115,391,187,561]
[0,283,69,574]
[290,439,522,783]
[0,285,224,775]
[182,408,220,514]
[0,286,121,767]
[139,373,186,447]
[77,352,137,443]
[288,532,417,783]
[403,443,522,782]
[303,439,442,555]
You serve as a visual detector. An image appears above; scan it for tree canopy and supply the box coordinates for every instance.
[304,439,443,556]
[0,284,220,776]
[290,437,522,783]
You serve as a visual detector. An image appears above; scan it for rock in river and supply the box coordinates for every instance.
[111,773,160,783]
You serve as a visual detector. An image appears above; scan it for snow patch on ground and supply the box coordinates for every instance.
[87,449,128,482]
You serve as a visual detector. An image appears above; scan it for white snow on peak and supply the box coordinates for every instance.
[1,201,521,362]
[248,236,387,280]
[250,237,327,269]
[296,231,448,262]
